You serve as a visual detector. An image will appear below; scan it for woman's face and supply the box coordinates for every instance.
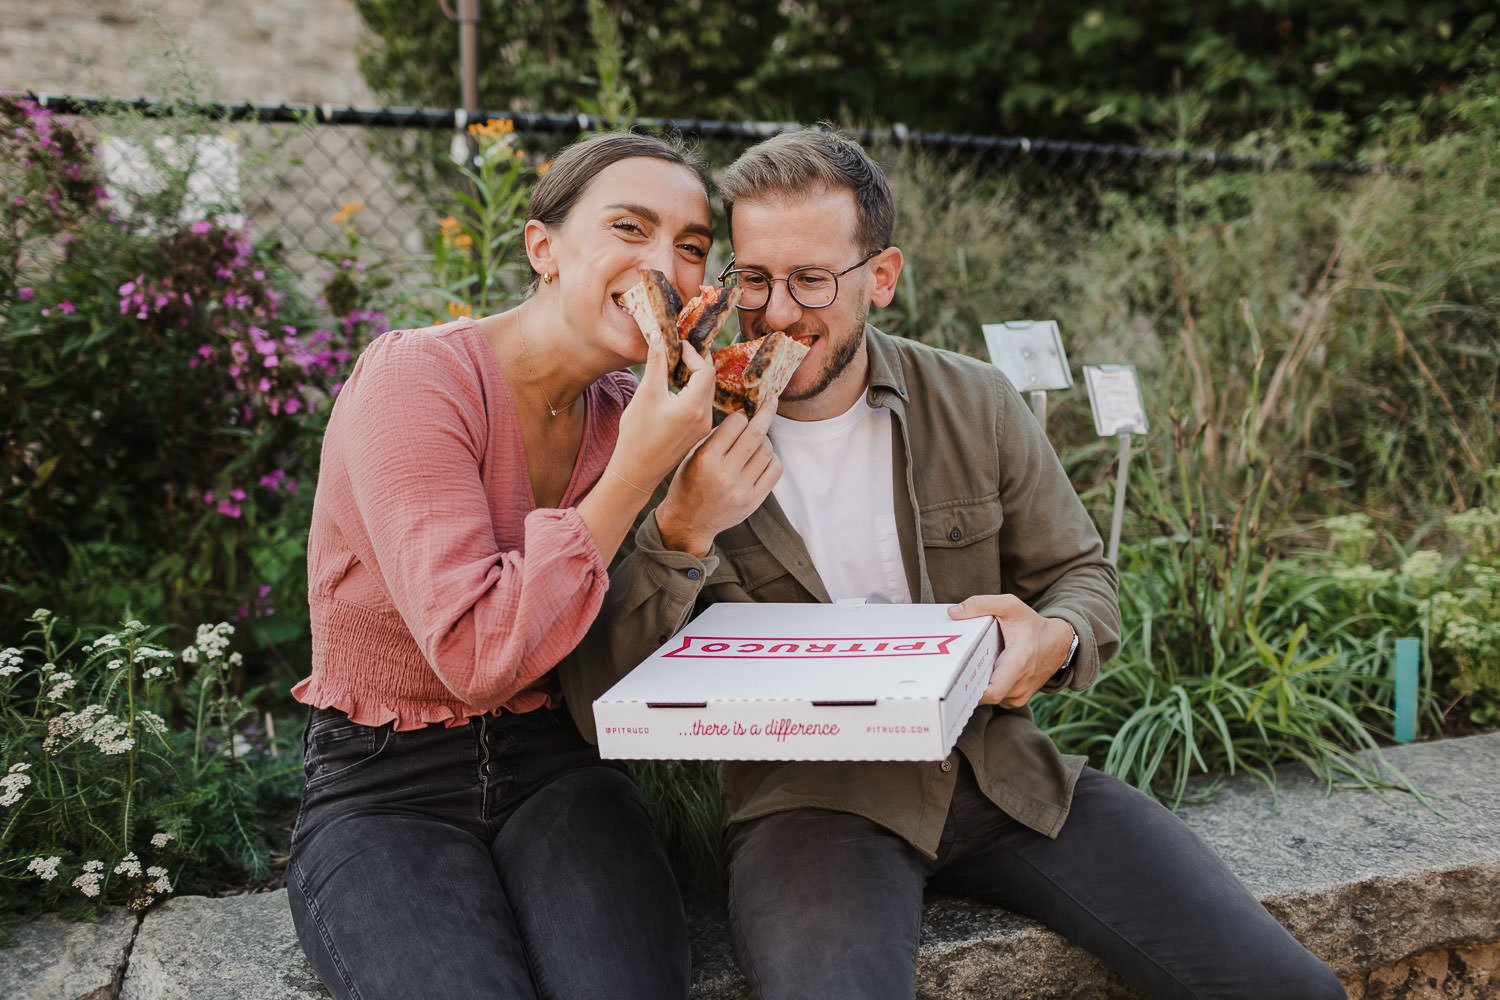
[541,156,712,365]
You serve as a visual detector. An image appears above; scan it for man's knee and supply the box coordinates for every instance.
[727,809,926,1000]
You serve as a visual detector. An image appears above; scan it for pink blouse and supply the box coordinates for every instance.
[292,317,635,730]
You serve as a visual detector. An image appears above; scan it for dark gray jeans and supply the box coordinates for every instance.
[286,705,690,1000]
[726,760,1346,1000]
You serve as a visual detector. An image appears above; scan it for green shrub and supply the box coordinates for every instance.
[0,610,301,934]
[0,95,386,674]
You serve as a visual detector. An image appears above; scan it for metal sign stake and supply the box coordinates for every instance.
[1083,364,1149,567]
[1028,390,1049,432]
[1107,433,1131,564]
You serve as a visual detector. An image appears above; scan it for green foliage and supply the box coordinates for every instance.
[430,118,537,319]
[1034,403,1404,805]
[354,0,1498,151]
[0,96,383,666]
[0,611,301,931]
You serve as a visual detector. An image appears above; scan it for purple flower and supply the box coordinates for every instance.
[18,287,33,301]
[216,500,242,519]
[58,300,75,315]
[190,220,212,234]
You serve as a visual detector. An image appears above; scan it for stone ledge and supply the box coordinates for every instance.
[7,733,1499,999]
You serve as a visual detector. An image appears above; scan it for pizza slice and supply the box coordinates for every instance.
[618,270,745,389]
[674,284,741,386]
[712,331,810,417]
[616,267,684,374]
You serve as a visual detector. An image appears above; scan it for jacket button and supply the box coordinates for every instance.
[483,761,498,776]
[686,567,702,581]
[940,758,953,772]
[948,527,963,542]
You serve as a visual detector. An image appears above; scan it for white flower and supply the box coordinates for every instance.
[1,763,33,806]
[45,671,76,700]
[123,620,145,634]
[138,711,167,735]
[150,832,174,849]
[180,646,199,664]
[72,869,103,898]
[0,647,24,673]
[114,852,143,877]
[81,713,134,755]
[95,634,119,649]
[146,865,173,895]
[83,859,104,872]
[28,608,52,622]
[105,658,124,671]
[228,652,243,668]
[27,856,61,881]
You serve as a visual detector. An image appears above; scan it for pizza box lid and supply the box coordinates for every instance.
[595,601,996,705]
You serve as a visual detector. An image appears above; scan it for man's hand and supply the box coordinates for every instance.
[948,595,1076,708]
[655,396,782,557]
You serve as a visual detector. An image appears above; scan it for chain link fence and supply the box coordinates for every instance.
[28,92,1398,300]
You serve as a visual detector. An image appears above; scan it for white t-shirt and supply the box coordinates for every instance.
[769,396,912,604]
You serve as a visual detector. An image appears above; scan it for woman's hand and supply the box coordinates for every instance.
[609,334,715,490]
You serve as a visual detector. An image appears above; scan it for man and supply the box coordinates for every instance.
[562,128,1344,1000]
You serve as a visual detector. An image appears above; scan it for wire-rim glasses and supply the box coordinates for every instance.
[717,249,881,310]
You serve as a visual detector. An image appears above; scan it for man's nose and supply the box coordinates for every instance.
[761,280,804,332]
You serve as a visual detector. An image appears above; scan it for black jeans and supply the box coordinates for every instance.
[725,760,1346,1000]
[286,706,690,1000]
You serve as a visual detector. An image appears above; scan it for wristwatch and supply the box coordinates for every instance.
[1052,625,1080,686]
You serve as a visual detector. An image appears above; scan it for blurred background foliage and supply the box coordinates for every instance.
[355,0,1496,152]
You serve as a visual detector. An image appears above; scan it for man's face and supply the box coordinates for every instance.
[730,188,897,417]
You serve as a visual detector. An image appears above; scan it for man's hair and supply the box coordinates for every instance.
[720,127,894,255]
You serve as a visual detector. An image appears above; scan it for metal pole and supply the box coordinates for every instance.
[1107,432,1131,565]
[458,0,480,119]
[1028,390,1048,434]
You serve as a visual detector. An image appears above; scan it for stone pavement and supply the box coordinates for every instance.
[5,733,1499,999]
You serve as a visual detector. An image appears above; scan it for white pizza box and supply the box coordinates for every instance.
[593,602,998,761]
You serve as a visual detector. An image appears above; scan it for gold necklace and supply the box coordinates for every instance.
[515,305,576,418]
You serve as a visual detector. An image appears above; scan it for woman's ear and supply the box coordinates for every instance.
[524,219,555,277]
[868,246,904,309]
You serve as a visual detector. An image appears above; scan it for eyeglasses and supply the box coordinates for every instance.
[717,249,882,310]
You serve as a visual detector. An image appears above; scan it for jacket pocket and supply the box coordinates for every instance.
[919,493,1004,600]
[721,542,799,597]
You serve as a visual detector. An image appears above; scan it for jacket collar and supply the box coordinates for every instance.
[862,325,909,413]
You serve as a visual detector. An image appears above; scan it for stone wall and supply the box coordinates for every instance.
[0,0,377,104]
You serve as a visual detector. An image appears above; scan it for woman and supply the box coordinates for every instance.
[285,132,717,999]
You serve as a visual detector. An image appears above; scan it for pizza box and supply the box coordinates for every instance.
[593,602,999,761]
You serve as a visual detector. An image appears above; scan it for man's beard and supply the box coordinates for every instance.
[751,302,868,403]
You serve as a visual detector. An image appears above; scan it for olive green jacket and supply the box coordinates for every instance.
[560,326,1120,857]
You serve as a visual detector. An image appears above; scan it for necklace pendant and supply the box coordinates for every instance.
[548,405,560,417]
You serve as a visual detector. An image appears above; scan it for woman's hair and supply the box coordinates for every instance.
[720,127,894,255]
[525,131,708,280]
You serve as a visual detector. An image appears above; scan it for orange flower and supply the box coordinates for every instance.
[447,300,474,319]
[466,118,515,145]
[330,199,366,225]
[536,160,551,176]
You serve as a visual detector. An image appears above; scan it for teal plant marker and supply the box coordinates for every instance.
[1394,637,1419,743]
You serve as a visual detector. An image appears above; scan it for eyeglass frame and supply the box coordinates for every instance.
[716,249,883,310]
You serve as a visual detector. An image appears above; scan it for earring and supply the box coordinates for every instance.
[542,272,555,285]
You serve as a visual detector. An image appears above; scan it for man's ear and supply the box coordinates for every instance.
[523,219,555,276]
[868,246,904,309]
